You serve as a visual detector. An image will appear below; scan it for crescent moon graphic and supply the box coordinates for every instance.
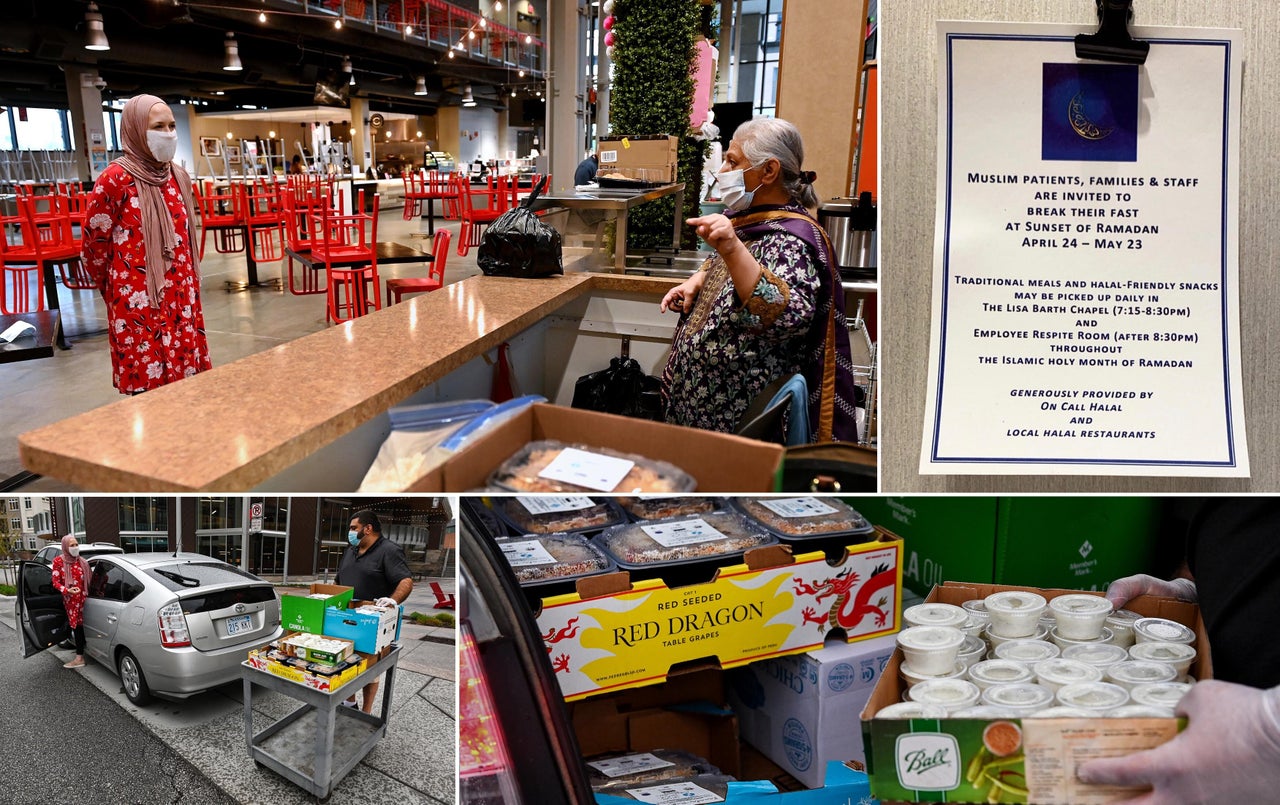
[1068,92,1115,141]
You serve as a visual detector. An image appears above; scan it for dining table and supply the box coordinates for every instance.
[525,182,686,272]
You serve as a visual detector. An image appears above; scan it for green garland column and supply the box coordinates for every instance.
[609,0,707,252]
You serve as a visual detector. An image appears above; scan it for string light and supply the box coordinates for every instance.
[258,11,266,23]
[404,24,413,35]
[334,18,342,29]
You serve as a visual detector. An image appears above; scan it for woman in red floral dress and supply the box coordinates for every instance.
[82,94,210,393]
[50,534,90,668]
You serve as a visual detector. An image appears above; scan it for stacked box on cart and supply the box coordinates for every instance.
[246,647,368,694]
[279,584,354,634]
[323,603,401,655]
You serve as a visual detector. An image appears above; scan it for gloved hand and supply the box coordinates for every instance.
[1076,681,1280,804]
[1104,574,1197,609]
[374,597,399,609]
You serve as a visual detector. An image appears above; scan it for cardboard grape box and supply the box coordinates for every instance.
[861,581,1209,805]
[533,530,903,701]
[279,583,354,635]
[245,646,368,694]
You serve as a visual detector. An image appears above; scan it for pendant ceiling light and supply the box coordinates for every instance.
[414,76,428,96]
[84,3,110,51]
[462,84,476,106]
[223,32,243,71]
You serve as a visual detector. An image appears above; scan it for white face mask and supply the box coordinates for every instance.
[147,130,178,163]
[718,165,764,212]
[68,546,79,557]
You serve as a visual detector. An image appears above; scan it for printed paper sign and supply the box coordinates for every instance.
[921,21,1247,476]
[538,448,635,492]
[499,539,558,568]
[757,498,840,518]
[586,753,675,778]
[623,782,722,804]
[518,496,596,515]
[640,518,727,548]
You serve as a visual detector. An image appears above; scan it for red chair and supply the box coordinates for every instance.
[417,171,459,233]
[238,181,285,263]
[456,179,506,256]
[0,195,80,314]
[402,171,427,221]
[442,173,466,220]
[312,190,380,324]
[284,187,344,295]
[386,229,450,304]
[194,181,245,258]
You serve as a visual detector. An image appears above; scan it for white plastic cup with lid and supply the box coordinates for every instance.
[1106,660,1179,690]
[1056,681,1130,712]
[1107,705,1176,718]
[1130,681,1194,710]
[984,591,1049,638]
[1105,609,1143,649]
[1032,657,1104,694]
[909,678,982,712]
[1026,705,1095,718]
[1128,641,1197,677]
[876,701,950,719]
[1049,594,1114,640]
[957,635,988,668]
[904,603,969,630]
[985,623,1051,651]
[967,659,1034,691]
[980,682,1055,716]
[1133,617,1196,646]
[1061,643,1130,670]
[900,661,967,689]
[994,639,1060,664]
[1050,625,1115,651]
[897,626,966,676]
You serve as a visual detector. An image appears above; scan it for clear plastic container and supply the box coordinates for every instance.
[1129,681,1194,710]
[897,626,967,676]
[1128,642,1197,677]
[1050,626,1115,651]
[1056,681,1130,712]
[993,639,1060,664]
[488,440,697,493]
[909,678,982,712]
[1025,706,1094,718]
[950,706,1020,719]
[1105,609,1144,649]
[493,496,625,535]
[1032,658,1104,694]
[1106,660,1179,690]
[495,533,616,592]
[1061,643,1130,670]
[1133,617,1196,646]
[904,603,970,630]
[586,749,720,791]
[1049,594,1114,640]
[730,497,876,556]
[593,511,776,586]
[1107,705,1176,718]
[616,497,721,520]
[600,774,737,801]
[984,591,1049,638]
[900,660,967,689]
[985,624,1050,650]
[980,683,1055,716]
[967,660,1034,691]
[876,701,950,719]
[957,635,988,668]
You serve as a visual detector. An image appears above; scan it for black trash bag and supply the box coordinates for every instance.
[477,176,563,277]
[572,357,664,421]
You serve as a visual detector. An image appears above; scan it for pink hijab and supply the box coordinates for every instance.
[112,94,201,307]
[60,534,90,594]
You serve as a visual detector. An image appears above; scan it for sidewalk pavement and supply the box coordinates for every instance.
[0,575,457,805]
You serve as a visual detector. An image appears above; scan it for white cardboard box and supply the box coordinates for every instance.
[729,634,897,789]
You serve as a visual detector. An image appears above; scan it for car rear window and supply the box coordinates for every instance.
[143,562,263,591]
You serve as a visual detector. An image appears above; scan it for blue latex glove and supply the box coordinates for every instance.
[1104,574,1197,608]
[1077,680,1280,804]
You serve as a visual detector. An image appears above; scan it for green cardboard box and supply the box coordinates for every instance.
[279,583,354,635]
[848,497,1161,597]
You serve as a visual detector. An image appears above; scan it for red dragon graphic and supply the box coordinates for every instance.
[793,563,895,633]
[542,617,580,674]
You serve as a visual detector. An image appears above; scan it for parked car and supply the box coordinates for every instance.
[32,542,123,565]
[16,552,282,705]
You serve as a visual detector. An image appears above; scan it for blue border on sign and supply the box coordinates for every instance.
[930,33,1238,468]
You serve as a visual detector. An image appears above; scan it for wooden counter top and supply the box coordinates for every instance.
[19,272,679,491]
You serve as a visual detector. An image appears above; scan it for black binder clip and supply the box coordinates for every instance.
[1075,0,1149,65]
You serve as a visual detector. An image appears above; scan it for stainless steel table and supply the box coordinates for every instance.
[528,183,686,272]
[241,645,401,799]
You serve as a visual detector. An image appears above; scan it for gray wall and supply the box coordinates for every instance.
[883,1,1280,492]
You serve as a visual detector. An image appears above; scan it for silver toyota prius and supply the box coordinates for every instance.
[16,552,282,705]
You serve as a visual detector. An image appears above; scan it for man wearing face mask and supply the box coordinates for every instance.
[660,117,859,442]
[335,510,413,713]
[81,94,210,394]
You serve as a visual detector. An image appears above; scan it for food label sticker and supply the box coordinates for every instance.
[586,753,675,778]
[537,448,634,492]
[757,497,840,518]
[518,496,597,515]
[622,137,631,149]
[600,149,618,162]
[640,518,727,547]
[623,782,723,805]
[499,539,558,567]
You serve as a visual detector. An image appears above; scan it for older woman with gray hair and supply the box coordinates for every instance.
[660,117,859,442]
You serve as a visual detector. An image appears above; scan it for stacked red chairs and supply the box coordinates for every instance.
[0,193,80,314]
[402,171,428,221]
[456,175,508,256]
[386,228,450,304]
[238,180,286,263]
[283,185,343,295]
[193,180,245,258]
[422,171,460,222]
[312,190,381,324]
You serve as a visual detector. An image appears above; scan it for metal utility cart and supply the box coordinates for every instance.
[241,645,402,799]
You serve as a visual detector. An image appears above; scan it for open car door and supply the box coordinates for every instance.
[16,560,68,659]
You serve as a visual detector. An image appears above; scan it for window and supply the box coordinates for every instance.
[22,497,31,508]
[118,497,169,533]
[7,499,18,511]
[11,108,69,151]
[733,0,784,117]
[26,517,34,530]
[9,518,19,531]
[259,497,289,533]
[88,561,144,602]
[199,497,242,530]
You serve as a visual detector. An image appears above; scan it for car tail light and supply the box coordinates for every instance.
[460,624,523,804]
[158,601,192,648]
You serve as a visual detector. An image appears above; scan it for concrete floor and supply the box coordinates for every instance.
[0,207,485,489]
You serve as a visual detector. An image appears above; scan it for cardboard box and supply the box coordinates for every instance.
[441,404,785,493]
[593,762,871,804]
[279,631,356,666]
[245,648,368,694]
[598,135,680,183]
[279,584,354,634]
[852,497,1163,597]
[861,581,1210,805]
[729,634,897,788]
[535,531,902,701]
[323,604,400,655]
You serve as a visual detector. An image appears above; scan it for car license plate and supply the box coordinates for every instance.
[226,614,253,636]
